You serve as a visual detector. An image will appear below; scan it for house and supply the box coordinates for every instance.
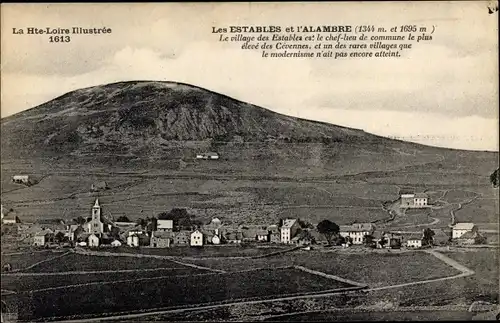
[174,230,191,245]
[88,234,100,247]
[309,229,328,245]
[2,213,21,225]
[372,231,402,249]
[66,224,85,241]
[150,231,173,248]
[267,225,281,243]
[256,229,268,242]
[190,230,203,247]
[11,175,30,185]
[127,235,139,247]
[91,181,108,192]
[413,193,429,207]
[291,230,314,246]
[196,152,219,160]
[339,223,375,245]
[400,193,415,207]
[400,192,429,208]
[280,219,300,244]
[225,231,243,244]
[452,223,478,239]
[157,219,174,232]
[33,229,54,246]
[86,198,104,236]
[111,240,122,247]
[455,230,486,245]
[406,234,423,248]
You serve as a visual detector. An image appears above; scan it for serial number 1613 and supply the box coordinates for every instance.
[49,36,71,43]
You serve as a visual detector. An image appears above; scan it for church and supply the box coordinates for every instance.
[86,198,111,236]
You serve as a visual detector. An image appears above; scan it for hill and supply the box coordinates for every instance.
[0,80,497,177]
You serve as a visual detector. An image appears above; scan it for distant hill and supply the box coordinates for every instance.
[1,80,497,176]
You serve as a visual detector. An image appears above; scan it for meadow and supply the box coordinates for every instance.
[15,267,355,321]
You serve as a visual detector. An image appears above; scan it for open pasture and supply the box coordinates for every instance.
[99,245,290,258]
[23,253,180,273]
[1,267,205,293]
[454,197,499,223]
[278,207,388,225]
[181,250,460,288]
[1,250,67,271]
[15,267,355,321]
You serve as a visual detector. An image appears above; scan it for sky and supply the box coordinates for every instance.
[1,2,498,151]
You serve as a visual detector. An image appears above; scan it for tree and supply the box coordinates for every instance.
[116,216,130,223]
[379,236,387,248]
[110,226,121,240]
[54,231,66,244]
[363,234,376,248]
[74,216,86,225]
[298,219,314,229]
[316,220,340,245]
[490,168,499,188]
[422,228,435,246]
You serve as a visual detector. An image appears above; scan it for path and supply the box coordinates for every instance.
[44,250,475,323]
[1,267,187,277]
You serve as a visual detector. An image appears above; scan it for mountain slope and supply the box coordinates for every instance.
[1,80,398,159]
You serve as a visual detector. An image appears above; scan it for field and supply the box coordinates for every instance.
[23,253,180,273]
[14,267,355,321]
[1,250,68,271]
[454,197,499,223]
[181,250,460,287]
[96,245,291,258]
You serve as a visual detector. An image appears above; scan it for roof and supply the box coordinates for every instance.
[256,229,268,236]
[191,230,203,236]
[457,231,482,240]
[35,229,54,236]
[281,219,297,229]
[93,198,100,207]
[407,234,423,241]
[401,193,415,198]
[340,223,375,232]
[226,232,243,240]
[453,223,475,230]
[414,193,428,198]
[152,231,174,239]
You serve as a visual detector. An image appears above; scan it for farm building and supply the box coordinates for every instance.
[33,229,54,246]
[11,175,30,185]
[174,230,191,245]
[452,223,477,239]
[2,213,21,225]
[406,234,423,248]
[66,225,85,241]
[256,229,268,242]
[127,235,140,247]
[400,192,429,208]
[157,219,174,231]
[339,223,375,245]
[280,219,300,244]
[267,225,281,243]
[196,152,219,160]
[88,234,100,247]
[225,231,243,244]
[455,231,486,245]
[190,230,203,247]
[91,181,108,192]
[150,231,173,248]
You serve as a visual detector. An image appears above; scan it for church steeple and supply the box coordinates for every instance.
[92,198,101,222]
[94,198,100,208]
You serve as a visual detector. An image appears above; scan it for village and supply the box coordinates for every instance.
[1,176,489,262]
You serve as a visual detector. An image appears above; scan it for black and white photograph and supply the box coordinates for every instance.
[1,2,499,322]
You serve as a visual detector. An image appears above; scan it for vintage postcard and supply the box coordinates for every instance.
[1,2,498,322]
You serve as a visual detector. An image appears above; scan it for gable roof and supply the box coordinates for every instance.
[453,223,475,230]
[340,223,375,232]
[152,231,174,239]
[407,234,423,241]
[282,219,297,229]
[414,193,428,198]
[35,229,54,236]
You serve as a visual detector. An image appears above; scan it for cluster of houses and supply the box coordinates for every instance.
[2,198,488,250]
